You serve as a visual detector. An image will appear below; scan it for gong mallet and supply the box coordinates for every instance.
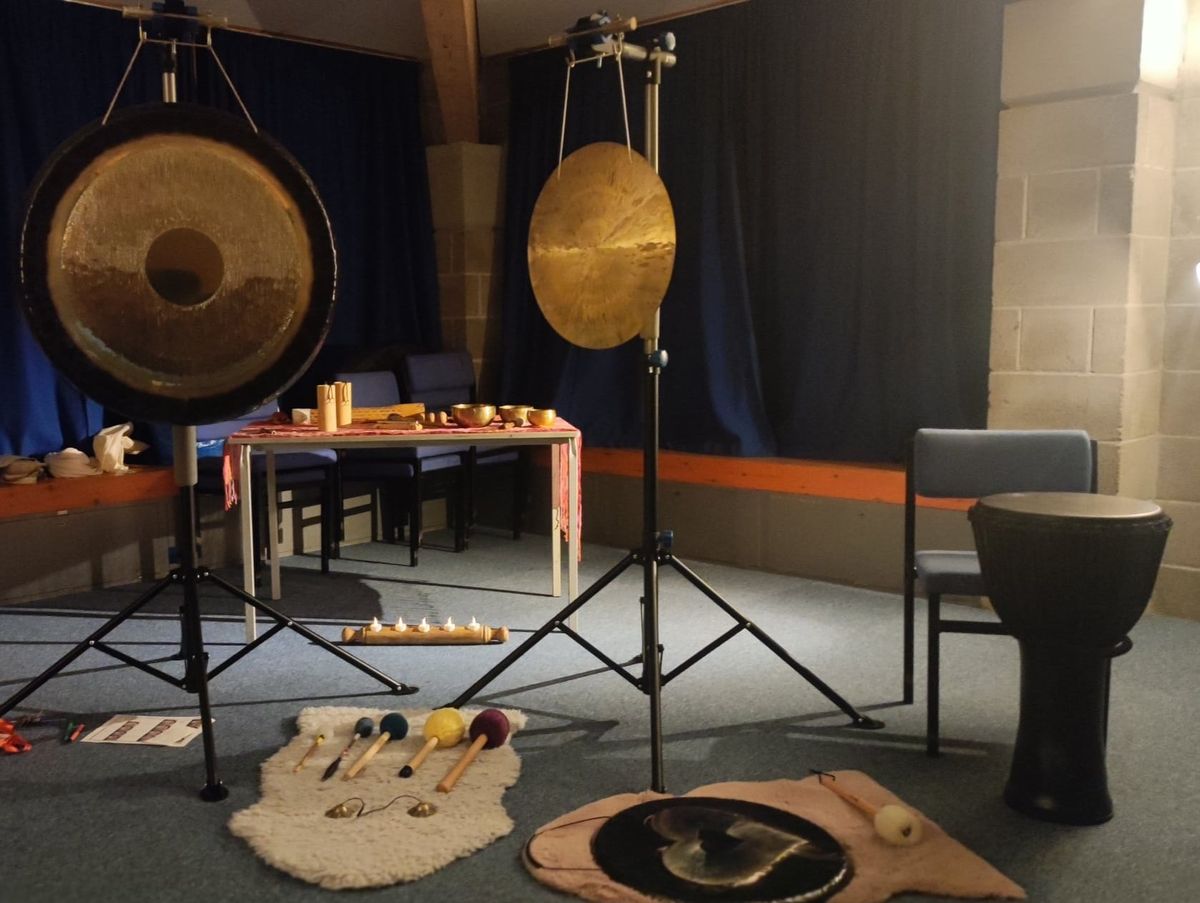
[400,708,465,778]
[436,709,509,793]
[812,770,923,846]
[321,717,374,781]
[293,731,325,773]
[344,713,409,780]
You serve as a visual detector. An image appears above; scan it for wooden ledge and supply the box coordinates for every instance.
[0,466,176,521]
[535,448,971,511]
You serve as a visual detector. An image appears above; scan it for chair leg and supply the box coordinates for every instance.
[926,592,941,757]
[319,480,331,574]
[903,578,915,705]
[512,449,528,540]
[465,449,477,536]
[409,466,422,567]
[331,459,342,559]
[453,469,467,553]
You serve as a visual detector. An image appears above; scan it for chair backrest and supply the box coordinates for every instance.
[334,370,400,406]
[911,429,1095,500]
[903,428,1098,591]
[195,401,279,442]
[402,351,476,407]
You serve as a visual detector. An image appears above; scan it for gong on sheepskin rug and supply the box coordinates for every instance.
[524,772,1025,903]
[229,705,524,890]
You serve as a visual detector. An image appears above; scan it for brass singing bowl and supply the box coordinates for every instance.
[499,404,532,424]
[451,403,496,428]
[528,408,557,428]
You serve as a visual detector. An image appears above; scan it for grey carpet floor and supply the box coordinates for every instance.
[1,532,1197,902]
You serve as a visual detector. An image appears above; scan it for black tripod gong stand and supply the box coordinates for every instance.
[0,437,415,801]
[1,12,414,801]
[449,25,882,793]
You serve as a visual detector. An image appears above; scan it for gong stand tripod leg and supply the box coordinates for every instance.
[203,572,416,694]
[0,574,173,719]
[177,564,228,801]
[173,430,229,801]
[663,555,884,730]
[446,552,638,708]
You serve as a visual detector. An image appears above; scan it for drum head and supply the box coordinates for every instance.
[591,797,851,902]
[18,103,336,424]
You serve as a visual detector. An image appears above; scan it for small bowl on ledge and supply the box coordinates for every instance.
[451,403,496,428]
[528,408,557,428]
[499,405,533,425]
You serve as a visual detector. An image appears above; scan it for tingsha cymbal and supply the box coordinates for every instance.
[527,142,675,350]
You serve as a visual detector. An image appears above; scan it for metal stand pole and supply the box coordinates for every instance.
[450,35,882,793]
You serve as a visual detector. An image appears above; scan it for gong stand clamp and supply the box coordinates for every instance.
[450,20,882,795]
[103,3,256,130]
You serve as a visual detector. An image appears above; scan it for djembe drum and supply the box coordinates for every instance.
[969,492,1171,825]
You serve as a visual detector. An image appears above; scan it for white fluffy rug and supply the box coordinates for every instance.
[229,705,526,890]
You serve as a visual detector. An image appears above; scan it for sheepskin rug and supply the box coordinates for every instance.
[229,705,525,890]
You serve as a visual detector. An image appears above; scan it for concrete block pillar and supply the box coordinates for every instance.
[1159,0,1200,615]
[425,142,505,398]
[993,0,1198,616]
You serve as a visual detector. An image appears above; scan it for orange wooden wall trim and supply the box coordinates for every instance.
[533,447,972,511]
[0,466,176,521]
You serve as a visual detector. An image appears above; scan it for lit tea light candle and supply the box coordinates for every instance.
[418,617,431,633]
[369,617,383,633]
[443,616,456,631]
[467,617,482,633]
[394,615,406,631]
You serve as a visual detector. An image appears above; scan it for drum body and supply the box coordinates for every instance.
[970,492,1171,824]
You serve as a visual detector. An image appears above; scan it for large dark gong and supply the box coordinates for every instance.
[18,103,336,424]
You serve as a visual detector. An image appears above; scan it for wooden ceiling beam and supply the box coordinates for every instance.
[420,0,480,144]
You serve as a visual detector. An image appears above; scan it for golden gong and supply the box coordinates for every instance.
[527,142,676,349]
[20,103,336,424]
[47,133,311,397]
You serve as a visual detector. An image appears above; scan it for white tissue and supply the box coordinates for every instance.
[1,456,45,484]
[93,422,147,474]
[45,448,101,478]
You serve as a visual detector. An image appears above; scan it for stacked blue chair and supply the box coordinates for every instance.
[334,369,466,567]
[401,350,527,542]
[195,401,338,576]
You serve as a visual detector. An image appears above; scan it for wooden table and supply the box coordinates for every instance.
[226,420,581,640]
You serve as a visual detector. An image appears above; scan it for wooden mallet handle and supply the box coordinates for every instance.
[344,731,392,779]
[436,734,487,793]
[399,737,439,778]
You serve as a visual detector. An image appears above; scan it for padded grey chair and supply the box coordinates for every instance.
[902,428,1097,756]
[334,368,466,566]
[401,350,528,542]
[195,401,338,575]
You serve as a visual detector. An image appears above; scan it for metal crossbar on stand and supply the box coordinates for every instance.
[449,14,882,793]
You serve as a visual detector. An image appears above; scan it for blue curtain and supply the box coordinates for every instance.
[0,0,438,456]
[500,0,1002,462]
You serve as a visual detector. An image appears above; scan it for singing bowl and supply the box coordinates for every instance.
[499,404,532,424]
[528,408,557,428]
[19,103,336,424]
[451,404,496,428]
